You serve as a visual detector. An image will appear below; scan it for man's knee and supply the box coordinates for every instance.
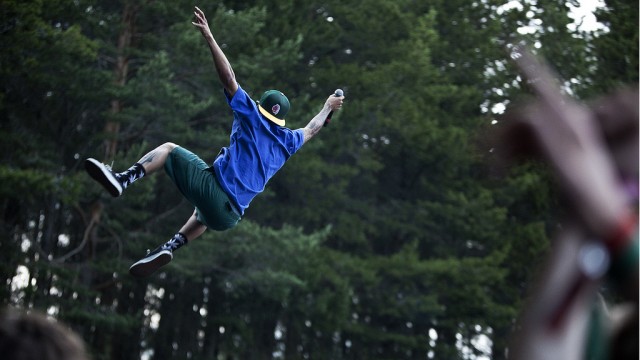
[163,142,179,151]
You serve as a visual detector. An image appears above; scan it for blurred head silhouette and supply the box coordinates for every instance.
[0,307,90,360]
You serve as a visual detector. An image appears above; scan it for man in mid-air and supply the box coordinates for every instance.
[85,6,344,277]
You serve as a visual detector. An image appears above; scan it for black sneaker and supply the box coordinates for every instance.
[85,158,123,197]
[129,247,173,278]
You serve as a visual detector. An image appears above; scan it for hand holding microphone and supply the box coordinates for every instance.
[324,89,344,127]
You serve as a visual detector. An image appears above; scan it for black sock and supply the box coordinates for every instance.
[116,163,146,189]
[162,233,188,252]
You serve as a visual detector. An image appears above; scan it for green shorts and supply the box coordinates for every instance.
[164,146,241,231]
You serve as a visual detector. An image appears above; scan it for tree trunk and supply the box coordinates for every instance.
[104,2,137,161]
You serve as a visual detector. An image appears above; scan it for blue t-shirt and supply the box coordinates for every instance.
[213,85,304,215]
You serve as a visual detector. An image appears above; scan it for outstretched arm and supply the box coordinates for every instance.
[301,94,344,144]
[507,48,633,239]
[192,6,238,97]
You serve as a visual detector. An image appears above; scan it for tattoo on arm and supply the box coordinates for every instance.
[302,106,332,143]
[139,150,158,165]
[308,120,323,134]
[303,118,323,144]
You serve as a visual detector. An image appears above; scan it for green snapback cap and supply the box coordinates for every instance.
[258,90,290,126]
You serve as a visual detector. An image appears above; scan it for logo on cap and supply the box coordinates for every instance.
[258,89,289,126]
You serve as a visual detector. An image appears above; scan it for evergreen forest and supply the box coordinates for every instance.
[1,0,637,359]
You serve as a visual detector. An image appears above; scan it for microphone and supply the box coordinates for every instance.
[324,88,344,127]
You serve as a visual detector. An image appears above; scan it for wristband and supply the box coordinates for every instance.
[605,214,638,255]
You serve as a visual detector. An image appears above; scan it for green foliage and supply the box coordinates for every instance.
[588,0,639,95]
[1,0,635,359]
[177,221,326,297]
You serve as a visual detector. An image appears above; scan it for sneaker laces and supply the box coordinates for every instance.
[104,161,120,179]
[101,161,125,186]
[104,161,133,188]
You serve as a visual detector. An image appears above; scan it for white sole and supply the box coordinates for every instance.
[85,158,123,197]
[129,250,172,278]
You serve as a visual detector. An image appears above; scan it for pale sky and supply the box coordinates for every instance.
[568,0,606,31]
[499,0,607,34]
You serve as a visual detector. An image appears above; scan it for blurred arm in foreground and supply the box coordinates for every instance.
[494,46,638,360]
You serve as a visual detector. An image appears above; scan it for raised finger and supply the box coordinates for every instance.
[193,11,204,23]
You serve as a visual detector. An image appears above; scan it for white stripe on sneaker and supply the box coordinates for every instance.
[129,249,172,278]
[85,158,123,197]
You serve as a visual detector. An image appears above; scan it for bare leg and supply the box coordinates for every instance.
[129,210,206,278]
[89,142,180,194]
[137,142,179,175]
[138,145,207,240]
[179,210,207,242]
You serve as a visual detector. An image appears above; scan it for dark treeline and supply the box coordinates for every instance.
[1,0,637,359]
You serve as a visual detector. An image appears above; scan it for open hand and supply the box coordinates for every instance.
[192,6,212,38]
[505,47,632,238]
